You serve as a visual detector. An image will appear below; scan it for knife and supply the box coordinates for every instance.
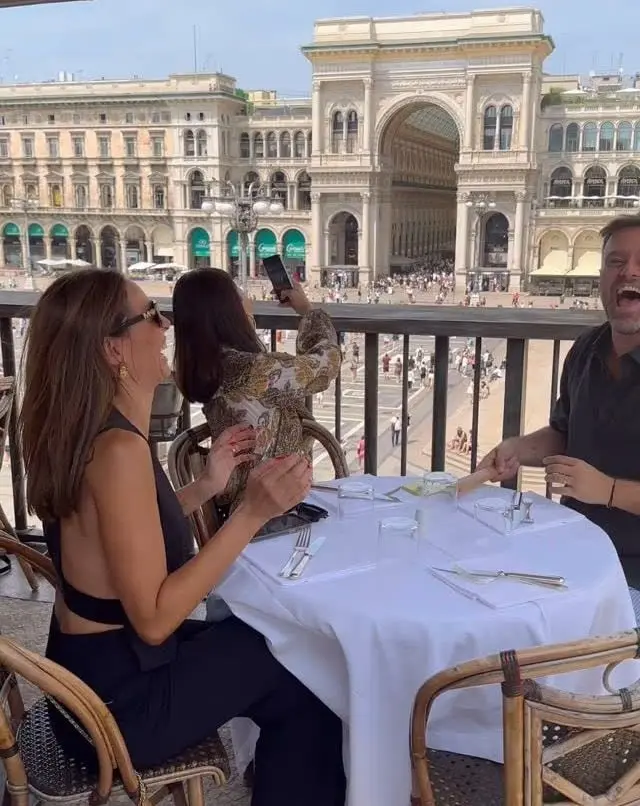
[287,536,326,579]
[311,483,400,503]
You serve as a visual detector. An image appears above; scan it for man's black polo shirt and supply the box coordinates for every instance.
[550,322,640,585]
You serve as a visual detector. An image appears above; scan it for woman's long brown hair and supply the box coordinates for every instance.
[19,269,129,522]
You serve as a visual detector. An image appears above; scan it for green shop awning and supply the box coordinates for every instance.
[255,228,277,260]
[2,223,20,237]
[282,229,306,261]
[50,224,69,239]
[28,223,44,238]
[190,227,210,258]
[227,230,239,259]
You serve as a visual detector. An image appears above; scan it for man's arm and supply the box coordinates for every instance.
[514,425,567,467]
[609,479,640,516]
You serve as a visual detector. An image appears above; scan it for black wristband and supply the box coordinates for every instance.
[607,479,617,509]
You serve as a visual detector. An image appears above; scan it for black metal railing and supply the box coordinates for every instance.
[0,291,604,533]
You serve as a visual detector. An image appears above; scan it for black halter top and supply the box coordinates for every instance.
[44,408,195,627]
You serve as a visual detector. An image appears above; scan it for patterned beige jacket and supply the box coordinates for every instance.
[203,308,341,509]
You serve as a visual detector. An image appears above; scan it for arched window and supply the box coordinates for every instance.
[346,110,359,153]
[189,170,206,210]
[565,123,580,152]
[196,130,207,157]
[49,183,63,208]
[599,122,614,152]
[280,131,291,158]
[239,132,250,159]
[582,122,597,152]
[331,111,344,153]
[617,165,640,207]
[483,106,497,150]
[498,104,513,150]
[548,123,564,152]
[297,170,311,211]
[270,171,287,207]
[266,132,277,158]
[74,184,87,209]
[618,122,633,151]
[125,184,139,209]
[243,171,260,197]
[253,133,264,159]
[184,129,195,158]
[99,183,113,209]
[583,165,607,207]
[293,131,306,158]
[548,167,573,207]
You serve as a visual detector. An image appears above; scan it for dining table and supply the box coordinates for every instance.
[216,474,638,806]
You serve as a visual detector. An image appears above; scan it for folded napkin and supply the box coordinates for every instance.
[242,528,376,586]
[458,489,585,535]
[430,561,570,609]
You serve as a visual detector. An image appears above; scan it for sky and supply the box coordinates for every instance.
[0,0,638,96]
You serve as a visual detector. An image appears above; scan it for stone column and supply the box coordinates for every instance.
[363,77,373,153]
[323,229,330,270]
[513,192,527,280]
[519,72,532,150]
[360,191,371,271]
[145,239,153,263]
[44,235,52,261]
[463,75,475,150]
[310,191,323,283]
[119,240,128,274]
[93,238,102,268]
[311,80,321,156]
[454,193,470,285]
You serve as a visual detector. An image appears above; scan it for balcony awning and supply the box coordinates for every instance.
[565,266,600,278]
[529,267,567,277]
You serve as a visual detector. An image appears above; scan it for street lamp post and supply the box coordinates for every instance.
[10,196,38,288]
[202,180,283,288]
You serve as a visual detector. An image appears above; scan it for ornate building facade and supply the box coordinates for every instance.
[0,6,634,291]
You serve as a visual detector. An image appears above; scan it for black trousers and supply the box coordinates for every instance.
[48,617,346,806]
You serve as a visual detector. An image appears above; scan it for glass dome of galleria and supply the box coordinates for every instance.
[404,104,460,143]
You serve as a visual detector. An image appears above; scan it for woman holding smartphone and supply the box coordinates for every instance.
[173,267,341,515]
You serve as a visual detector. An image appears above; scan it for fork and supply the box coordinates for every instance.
[279,526,311,578]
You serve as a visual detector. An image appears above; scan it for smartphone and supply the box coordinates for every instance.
[262,254,294,298]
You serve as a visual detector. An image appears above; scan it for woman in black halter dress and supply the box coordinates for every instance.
[20,270,346,806]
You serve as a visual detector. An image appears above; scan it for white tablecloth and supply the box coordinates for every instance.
[217,478,638,806]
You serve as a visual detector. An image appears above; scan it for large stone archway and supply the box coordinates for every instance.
[304,8,549,289]
[375,99,460,278]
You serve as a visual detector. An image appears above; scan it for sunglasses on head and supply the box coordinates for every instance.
[110,300,163,337]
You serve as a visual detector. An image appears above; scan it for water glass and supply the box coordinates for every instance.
[377,516,419,564]
[474,497,513,534]
[422,471,458,502]
[338,481,375,520]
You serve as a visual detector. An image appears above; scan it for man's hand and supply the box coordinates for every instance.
[543,455,613,505]
[477,437,521,482]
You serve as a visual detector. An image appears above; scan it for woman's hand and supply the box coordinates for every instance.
[279,283,312,316]
[242,455,312,523]
[200,425,256,499]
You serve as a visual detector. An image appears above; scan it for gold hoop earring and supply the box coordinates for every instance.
[118,363,129,380]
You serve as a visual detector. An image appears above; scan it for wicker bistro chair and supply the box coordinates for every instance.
[411,629,640,806]
[168,418,349,548]
[0,534,231,806]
